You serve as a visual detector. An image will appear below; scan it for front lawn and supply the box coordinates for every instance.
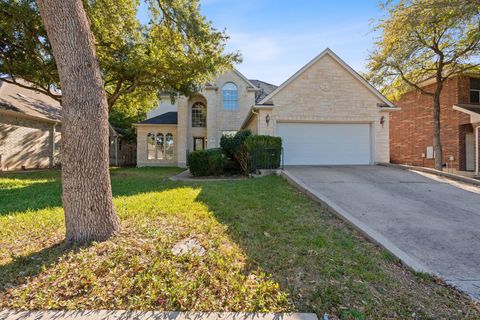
[0,168,478,318]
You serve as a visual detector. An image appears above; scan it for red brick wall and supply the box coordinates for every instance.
[390,76,471,170]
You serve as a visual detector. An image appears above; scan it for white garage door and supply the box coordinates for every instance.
[277,122,372,165]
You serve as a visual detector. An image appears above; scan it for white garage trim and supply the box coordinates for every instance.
[276,121,374,165]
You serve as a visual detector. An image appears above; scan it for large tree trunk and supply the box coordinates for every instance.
[36,0,119,243]
[433,85,443,171]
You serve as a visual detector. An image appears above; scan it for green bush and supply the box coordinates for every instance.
[220,129,252,160]
[243,135,282,171]
[187,148,225,176]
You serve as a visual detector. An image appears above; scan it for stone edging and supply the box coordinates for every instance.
[279,170,431,275]
[0,310,317,320]
[378,163,480,186]
[170,170,247,182]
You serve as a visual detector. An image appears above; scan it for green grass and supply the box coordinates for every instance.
[0,168,478,319]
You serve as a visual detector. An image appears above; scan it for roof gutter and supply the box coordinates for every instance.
[0,108,61,125]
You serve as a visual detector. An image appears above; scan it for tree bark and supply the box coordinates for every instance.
[433,84,444,171]
[35,0,119,243]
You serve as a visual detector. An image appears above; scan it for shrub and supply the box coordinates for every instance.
[187,148,225,176]
[241,135,282,173]
[220,129,252,160]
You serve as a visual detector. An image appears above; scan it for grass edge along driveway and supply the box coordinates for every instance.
[0,167,478,319]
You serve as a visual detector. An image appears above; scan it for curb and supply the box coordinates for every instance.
[0,310,317,320]
[279,170,431,274]
[378,163,480,186]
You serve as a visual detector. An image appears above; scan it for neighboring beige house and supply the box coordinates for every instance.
[0,80,61,171]
[135,48,397,167]
[0,79,134,171]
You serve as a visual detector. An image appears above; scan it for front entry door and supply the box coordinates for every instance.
[466,132,474,171]
[194,137,205,151]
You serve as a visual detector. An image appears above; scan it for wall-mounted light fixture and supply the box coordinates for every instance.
[265,114,271,126]
[380,116,385,126]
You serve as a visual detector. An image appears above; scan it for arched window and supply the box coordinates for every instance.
[147,132,155,160]
[165,133,174,160]
[156,133,164,160]
[192,102,206,127]
[222,82,238,110]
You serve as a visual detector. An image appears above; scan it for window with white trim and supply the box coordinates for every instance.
[147,132,174,161]
[156,133,164,160]
[222,130,237,137]
[147,132,155,160]
[165,133,174,160]
[222,82,238,110]
[192,102,206,127]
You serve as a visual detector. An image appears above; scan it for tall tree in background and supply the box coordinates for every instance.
[2,0,239,243]
[35,0,119,243]
[0,0,240,113]
[368,0,480,170]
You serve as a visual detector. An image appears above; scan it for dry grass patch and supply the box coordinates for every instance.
[0,168,478,319]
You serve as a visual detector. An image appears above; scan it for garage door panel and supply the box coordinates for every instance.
[277,123,371,165]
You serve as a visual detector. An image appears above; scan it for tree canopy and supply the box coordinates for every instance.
[0,0,240,109]
[367,0,480,171]
[367,0,480,100]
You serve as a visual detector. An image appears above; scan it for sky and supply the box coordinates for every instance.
[137,1,385,86]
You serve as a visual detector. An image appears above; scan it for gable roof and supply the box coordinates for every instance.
[258,48,395,108]
[249,79,278,103]
[232,69,260,90]
[0,79,62,123]
[137,111,178,125]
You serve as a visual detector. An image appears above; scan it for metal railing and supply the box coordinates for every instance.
[247,147,284,173]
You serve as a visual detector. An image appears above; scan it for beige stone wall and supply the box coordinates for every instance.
[136,124,178,167]
[204,71,256,148]
[264,54,390,163]
[0,113,56,171]
[173,70,257,167]
[176,97,188,167]
[243,112,259,135]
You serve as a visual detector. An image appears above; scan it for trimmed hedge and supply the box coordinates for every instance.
[220,129,252,160]
[243,135,282,171]
[187,148,225,177]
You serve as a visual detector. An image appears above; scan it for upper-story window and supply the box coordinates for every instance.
[192,102,206,127]
[471,78,480,104]
[222,82,239,110]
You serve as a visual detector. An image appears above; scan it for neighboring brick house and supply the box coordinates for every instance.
[390,75,480,175]
[0,79,135,171]
[135,48,397,167]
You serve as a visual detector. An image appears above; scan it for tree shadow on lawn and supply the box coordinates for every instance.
[191,176,477,318]
[0,241,82,294]
[0,167,184,216]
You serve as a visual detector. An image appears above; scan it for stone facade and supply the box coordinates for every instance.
[246,53,392,164]
[138,70,257,167]
[137,49,395,167]
[390,76,476,170]
[136,124,178,167]
[0,112,59,171]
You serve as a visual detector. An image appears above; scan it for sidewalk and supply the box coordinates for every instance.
[0,310,317,320]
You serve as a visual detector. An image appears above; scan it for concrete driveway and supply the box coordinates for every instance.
[285,165,480,300]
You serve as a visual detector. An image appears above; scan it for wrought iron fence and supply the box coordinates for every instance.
[247,147,284,173]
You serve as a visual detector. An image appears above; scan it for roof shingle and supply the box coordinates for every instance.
[138,112,178,125]
[0,79,62,122]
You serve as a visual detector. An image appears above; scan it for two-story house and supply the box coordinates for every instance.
[390,75,480,176]
[134,48,397,168]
